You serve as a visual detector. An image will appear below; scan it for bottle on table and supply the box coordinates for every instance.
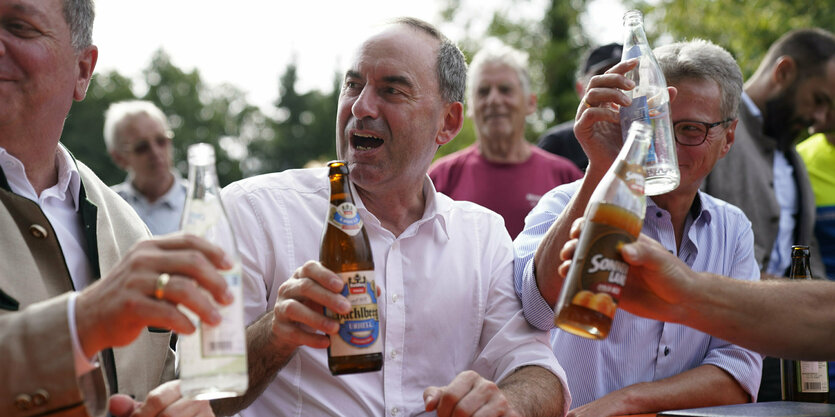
[320,160,383,375]
[178,143,248,399]
[780,245,830,403]
[555,122,651,340]
[619,9,679,196]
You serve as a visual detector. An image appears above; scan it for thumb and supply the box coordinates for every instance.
[108,394,138,417]
[423,386,441,411]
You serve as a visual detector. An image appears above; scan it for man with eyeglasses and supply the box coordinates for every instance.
[105,100,188,235]
[513,39,763,416]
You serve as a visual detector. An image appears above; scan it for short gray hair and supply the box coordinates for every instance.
[63,0,95,50]
[392,17,467,103]
[654,39,743,120]
[467,42,532,101]
[103,100,172,153]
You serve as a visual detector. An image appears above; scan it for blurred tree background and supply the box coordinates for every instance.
[63,0,835,185]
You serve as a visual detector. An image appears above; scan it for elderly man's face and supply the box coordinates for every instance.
[0,0,96,133]
[113,113,173,184]
[335,25,458,194]
[469,62,536,144]
[670,77,736,194]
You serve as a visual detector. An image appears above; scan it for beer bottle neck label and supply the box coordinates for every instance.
[328,202,363,236]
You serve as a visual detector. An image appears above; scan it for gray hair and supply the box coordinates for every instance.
[103,100,172,153]
[467,42,532,101]
[392,17,467,103]
[654,39,743,120]
[63,0,95,50]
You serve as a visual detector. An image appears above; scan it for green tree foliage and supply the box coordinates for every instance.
[632,0,835,79]
[247,62,339,174]
[63,49,269,186]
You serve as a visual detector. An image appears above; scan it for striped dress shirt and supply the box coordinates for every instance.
[513,180,763,408]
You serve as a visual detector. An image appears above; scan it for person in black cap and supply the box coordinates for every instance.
[537,43,623,171]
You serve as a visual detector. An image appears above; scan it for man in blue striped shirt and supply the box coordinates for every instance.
[514,39,763,416]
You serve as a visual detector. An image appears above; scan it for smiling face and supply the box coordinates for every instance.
[336,25,459,195]
[0,0,97,148]
[763,59,835,145]
[670,77,736,195]
[469,61,535,143]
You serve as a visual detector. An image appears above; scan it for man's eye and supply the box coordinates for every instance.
[5,20,41,38]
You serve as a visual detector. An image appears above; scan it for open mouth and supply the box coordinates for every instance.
[353,133,384,151]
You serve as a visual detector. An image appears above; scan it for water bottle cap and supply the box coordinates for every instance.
[623,9,643,24]
[187,143,216,166]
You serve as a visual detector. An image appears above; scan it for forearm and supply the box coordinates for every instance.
[499,366,567,417]
[533,175,602,306]
[211,312,295,415]
[685,276,835,360]
[604,365,748,416]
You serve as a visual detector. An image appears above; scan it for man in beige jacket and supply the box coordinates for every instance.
[0,1,232,416]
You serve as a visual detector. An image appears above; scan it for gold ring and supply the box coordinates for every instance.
[581,99,591,109]
[154,273,170,300]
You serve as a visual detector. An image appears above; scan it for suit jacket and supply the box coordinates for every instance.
[0,158,175,417]
[702,102,826,278]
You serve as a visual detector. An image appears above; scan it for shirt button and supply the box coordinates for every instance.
[656,212,662,218]
[390,349,398,359]
[29,224,48,239]
[390,407,399,416]
[392,294,399,303]
[664,346,671,356]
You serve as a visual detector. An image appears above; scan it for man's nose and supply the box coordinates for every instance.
[352,87,380,120]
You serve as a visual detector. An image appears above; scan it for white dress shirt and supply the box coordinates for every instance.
[221,167,569,417]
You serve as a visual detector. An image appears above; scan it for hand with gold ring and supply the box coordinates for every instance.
[154,273,171,300]
[74,234,236,359]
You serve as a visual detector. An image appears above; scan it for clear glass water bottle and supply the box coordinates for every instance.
[178,143,248,399]
[619,9,680,196]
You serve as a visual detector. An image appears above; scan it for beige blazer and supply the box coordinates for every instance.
[0,159,175,417]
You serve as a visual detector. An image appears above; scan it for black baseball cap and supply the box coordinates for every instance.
[582,43,623,76]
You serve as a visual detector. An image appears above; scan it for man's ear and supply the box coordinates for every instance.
[74,45,98,101]
[436,101,464,146]
[770,56,797,91]
[110,150,128,170]
[526,93,538,116]
[718,119,738,159]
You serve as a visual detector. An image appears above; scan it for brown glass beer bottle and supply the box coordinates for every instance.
[780,245,829,402]
[555,122,651,339]
[320,160,383,375]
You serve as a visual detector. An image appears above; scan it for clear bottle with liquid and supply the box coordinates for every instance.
[780,245,829,403]
[178,143,248,399]
[619,9,679,196]
[555,122,651,339]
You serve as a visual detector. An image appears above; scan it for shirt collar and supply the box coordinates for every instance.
[349,174,451,241]
[647,190,711,224]
[740,91,762,120]
[0,143,81,211]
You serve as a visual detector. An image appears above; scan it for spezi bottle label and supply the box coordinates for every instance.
[327,271,381,355]
[328,202,363,236]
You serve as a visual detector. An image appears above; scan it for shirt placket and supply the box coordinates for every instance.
[382,236,406,416]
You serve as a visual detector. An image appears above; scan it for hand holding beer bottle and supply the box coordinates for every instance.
[554,122,651,339]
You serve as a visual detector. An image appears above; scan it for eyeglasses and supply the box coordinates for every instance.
[673,118,734,146]
[126,136,172,155]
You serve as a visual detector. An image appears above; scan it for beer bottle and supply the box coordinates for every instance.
[619,9,679,196]
[178,143,248,399]
[780,245,829,402]
[320,160,383,375]
[555,122,651,340]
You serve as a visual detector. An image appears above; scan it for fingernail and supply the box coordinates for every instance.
[210,310,222,325]
[222,254,234,269]
[223,289,235,305]
[625,79,635,89]
[331,277,344,290]
[338,299,351,313]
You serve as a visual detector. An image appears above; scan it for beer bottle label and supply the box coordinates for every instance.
[328,202,363,236]
[616,162,645,195]
[326,270,381,357]
[797,361,829,393]
[571,223,635,319]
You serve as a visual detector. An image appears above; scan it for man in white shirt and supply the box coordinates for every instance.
[105,100,187,235]
[212,17,569,417]
[0,1,230,416]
